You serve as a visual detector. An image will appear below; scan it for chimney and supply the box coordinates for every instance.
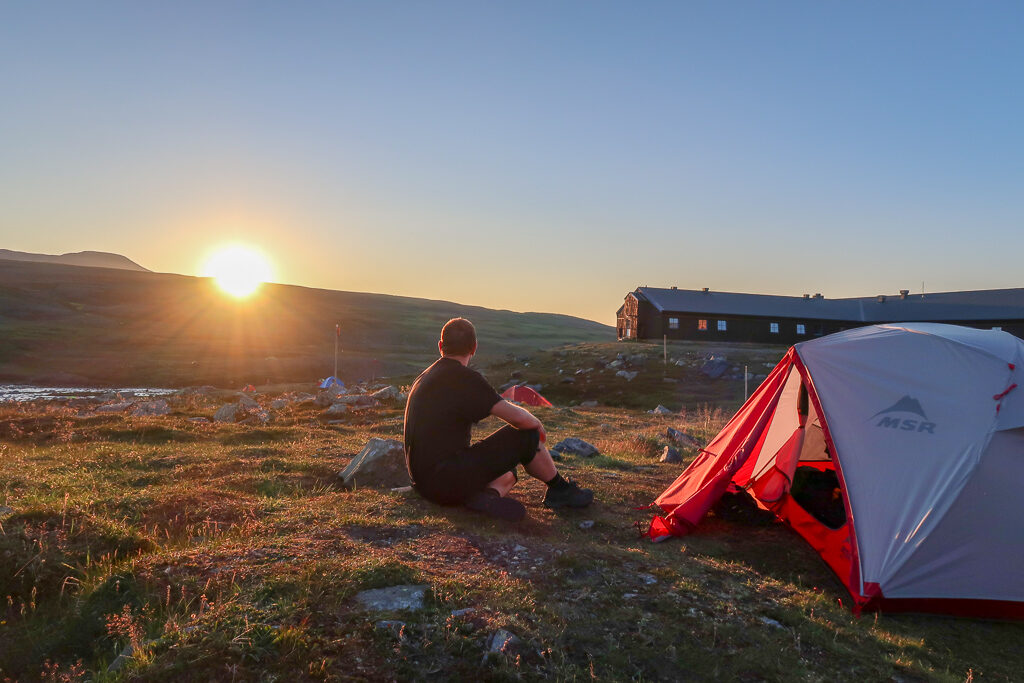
[802,294,810,299]
[701,287,709,293]
[877,295,886,303]
[670,286,678,290]
[900,289,909,299]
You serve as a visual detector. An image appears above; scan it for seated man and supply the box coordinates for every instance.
[403,317,593,521]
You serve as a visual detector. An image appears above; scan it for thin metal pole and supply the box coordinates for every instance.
[663,335,667,365]
[334,324,339,379]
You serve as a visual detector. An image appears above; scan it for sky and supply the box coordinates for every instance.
[2,1,1023,324]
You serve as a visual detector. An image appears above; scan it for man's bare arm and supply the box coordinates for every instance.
[491,400,546,442]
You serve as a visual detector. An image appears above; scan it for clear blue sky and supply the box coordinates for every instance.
[2,1,1022,323]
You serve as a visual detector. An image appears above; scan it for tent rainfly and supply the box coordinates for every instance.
[647,323,1024,618]
[501,385,553,407]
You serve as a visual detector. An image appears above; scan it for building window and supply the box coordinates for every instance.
[668,317,679,330]
[770,322,779,334]
[717,320,727,331]
[797,323,806,335]
[698,319,707,331]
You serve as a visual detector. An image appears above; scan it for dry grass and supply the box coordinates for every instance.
[0,384,1020,681]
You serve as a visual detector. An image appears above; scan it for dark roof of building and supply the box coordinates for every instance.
[632,287,1024,323]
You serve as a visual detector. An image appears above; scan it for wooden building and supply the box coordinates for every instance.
[618,286,1024,344]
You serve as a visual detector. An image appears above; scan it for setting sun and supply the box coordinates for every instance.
[201,245,274,298]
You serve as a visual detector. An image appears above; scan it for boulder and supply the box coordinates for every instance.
[333,394,378,409]
[293,392,316,403]
[213,403,240,423]
[651,405,673,416]
[486,629,521,654]
[524,383,543,393]
[701,356,729,379]
[354,584,429,612]
[270,398,290,410]
[370,385,400,401]
[131,399,170,417]
[579,400,599,408]
[324,403,349,417]
[339,438,410,489]
[550,437,599,458]
[607,359,625,369]
[238,394,259,409]
[96,401,134,413]
[667,427,702,449]
[660,446,683,464]
[314,391,336,407]
[615,370,638,381]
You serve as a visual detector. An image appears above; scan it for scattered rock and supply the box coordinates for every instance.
[626,354,647,367]
[106,643,135,673]
[701,356,730,379]
[660,446,683,464]
[760,616,785,629]
[293,392,315,403]
[578,520,595,530]
[524,383,543,392]
[177,385,217,396]
[131,399,170,417]
[354,584,429,612]
[96,402,134,413]
[333,394,379,409]
[323,403,349,417]
[450,607,476,617]
[638,573,658,585]
[339,438,410,489]
[485,629,521,654]
[371,385,400,401]
[238,394,259,409]
[615,370,638,381]
[560,376,576,384]
[550,437,599,458]
[0,506,13,518]
[622,593,638,599]
[213,403,240,423]
[375,620,406,637]
[579,400,599,408]
[607,359,625,369]
[187,417,209,423]
[667,428,702,449]
[314,391,336,407]
[651,405,673,416]
[270,398,290,410]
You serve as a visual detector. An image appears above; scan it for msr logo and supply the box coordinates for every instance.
[871,396,937,434]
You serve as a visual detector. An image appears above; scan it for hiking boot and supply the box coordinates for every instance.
[465,489,527,522]
[543,478,594,508]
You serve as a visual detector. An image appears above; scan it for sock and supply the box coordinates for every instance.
[544,473,570,490]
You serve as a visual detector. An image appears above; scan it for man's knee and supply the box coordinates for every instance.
[519,428,541,466]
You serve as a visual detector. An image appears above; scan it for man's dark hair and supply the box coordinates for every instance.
[440,318,476,356]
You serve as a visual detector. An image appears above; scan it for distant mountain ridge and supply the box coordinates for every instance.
[0,249,149,272]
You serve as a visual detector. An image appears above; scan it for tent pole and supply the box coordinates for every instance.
[663,335,667,365]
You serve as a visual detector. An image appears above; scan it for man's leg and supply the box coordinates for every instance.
[523,443,557,482]
[486,470,517,497]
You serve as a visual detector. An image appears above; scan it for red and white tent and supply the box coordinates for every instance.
[648,323,1024,618]
[501,385,553,407]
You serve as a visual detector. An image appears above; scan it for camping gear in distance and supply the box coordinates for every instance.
[647,323,1024,619]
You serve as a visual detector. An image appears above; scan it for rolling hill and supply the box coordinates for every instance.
[0,249,149,271]
[0,259,612,387]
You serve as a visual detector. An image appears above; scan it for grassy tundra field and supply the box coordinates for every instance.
[1,342,1021,681]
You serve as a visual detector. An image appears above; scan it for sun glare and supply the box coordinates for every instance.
[201,245,274,298]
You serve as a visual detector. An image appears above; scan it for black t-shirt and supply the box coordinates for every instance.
[404,357,501,483]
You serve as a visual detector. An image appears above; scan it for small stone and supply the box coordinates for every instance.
[96,401,134,413]
[667,428,702,449]
[651,405,673,415]
[760,616,785,629]
[513,544,527,554]
[131,399,171,417]
[607,359,625,369]
[660,446,682,463]
[486,629,521,653]
[324,403,349,416]
[213,403,240,423]
[450,607,476,617]
[187,417,209,423]
[0,506,13,517]
[638,573,658,585]
[615,370,638,381]
[375,620,406,636]
[270,398,289,410]
[550,437,599,458]
[578,520,595,530]
[106,643,135,673]
[622,593,638,599]
[579,400,599,408]
[371,385,400,401]
[354,585,429,612]
[238,394,259,409]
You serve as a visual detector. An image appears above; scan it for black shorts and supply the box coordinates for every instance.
[414,426,540,505]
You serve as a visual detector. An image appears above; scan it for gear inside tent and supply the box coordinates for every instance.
[501,385,553,407]
[646,323,1024,618]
